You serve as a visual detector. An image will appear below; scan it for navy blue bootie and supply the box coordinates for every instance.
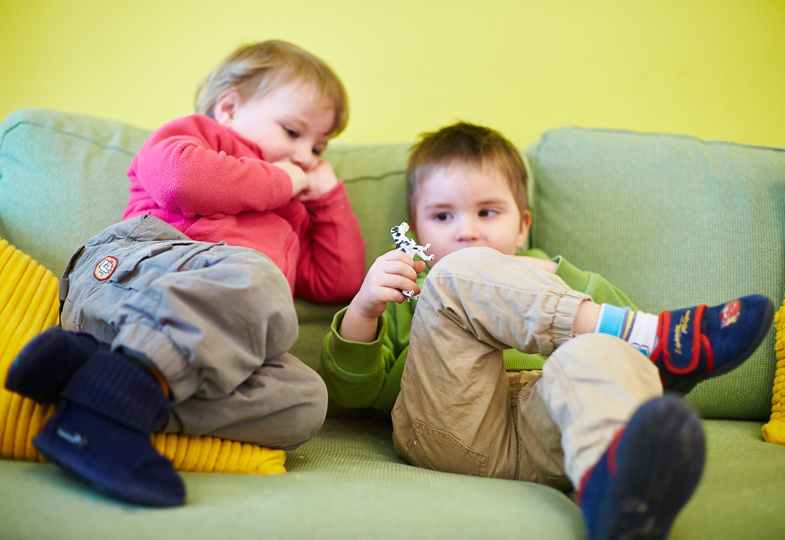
[5,326,108,403]
[578,396,705,540]
[653,294,774,394]
[33,350,185,507]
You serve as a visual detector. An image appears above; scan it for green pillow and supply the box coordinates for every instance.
[526,128,785,420]
[324,143,411,269]
[0,109,149,277]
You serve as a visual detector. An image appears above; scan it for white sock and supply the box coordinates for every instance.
[624,311,659,357]
[595,304,659,357]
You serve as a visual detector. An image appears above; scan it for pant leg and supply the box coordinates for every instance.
[391,247,589,481]
[161,352,328,450]
[534,333,663,487]
[61,216,326,447]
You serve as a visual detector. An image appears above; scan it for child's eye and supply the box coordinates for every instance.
[434,212,450,221]
[284,128,299,138]
[312,147,323,157]
[479,209,498,218]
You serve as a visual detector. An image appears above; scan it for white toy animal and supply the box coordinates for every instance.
[390,222,434,300]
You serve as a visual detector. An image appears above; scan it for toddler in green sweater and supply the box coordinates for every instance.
[320,122,773,540]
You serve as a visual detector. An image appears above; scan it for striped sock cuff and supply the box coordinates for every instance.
[595,304,630,338]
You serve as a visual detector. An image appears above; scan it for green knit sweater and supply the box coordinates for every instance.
[318,249,637,413]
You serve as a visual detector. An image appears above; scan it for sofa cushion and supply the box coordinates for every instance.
[1,418,783,539]
[0,109,147,277]
[526,128,785,420]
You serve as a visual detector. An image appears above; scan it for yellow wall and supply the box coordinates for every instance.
[2,0,783,148]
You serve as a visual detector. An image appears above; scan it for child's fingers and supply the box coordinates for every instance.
[376,258,421,283]
[368,280,417,306]
[378,249,424,271]
[305,160,338,196]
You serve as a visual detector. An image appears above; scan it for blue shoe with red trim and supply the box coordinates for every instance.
[652,294,774,395]
[578,396,705,540]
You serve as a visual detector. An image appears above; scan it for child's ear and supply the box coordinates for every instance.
[517,210,532,249]
[213,89,241,127]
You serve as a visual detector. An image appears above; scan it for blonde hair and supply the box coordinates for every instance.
[406,122,530,228]
[195,40,348,136]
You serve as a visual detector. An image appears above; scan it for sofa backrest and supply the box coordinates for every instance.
[526,128,785,420]
[2,108,783,420]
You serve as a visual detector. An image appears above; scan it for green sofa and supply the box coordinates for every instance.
[1,108,784,539]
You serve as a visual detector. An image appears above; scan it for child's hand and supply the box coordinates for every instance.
[339,250,427,343]
[356,249,427,315]
[274,161,313,199]
[300,159,339,201]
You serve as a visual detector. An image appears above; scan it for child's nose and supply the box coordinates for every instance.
[291,144,315,170]
[456,218,480,240]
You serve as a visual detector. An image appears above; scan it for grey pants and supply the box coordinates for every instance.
[391,247,662,489]
[60,215,327,450]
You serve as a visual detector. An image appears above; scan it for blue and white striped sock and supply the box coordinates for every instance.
[595,304,658,357]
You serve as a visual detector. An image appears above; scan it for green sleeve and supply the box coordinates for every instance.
[552,255,638,310]
[318,300,414,413]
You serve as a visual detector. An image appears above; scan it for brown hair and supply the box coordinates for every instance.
[406,122,530,228]
[195,40,348,136]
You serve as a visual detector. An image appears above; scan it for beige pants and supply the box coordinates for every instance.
[391,247,662,489]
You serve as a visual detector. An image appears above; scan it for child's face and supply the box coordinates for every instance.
[412,163,530,266]
[215,81,335,171]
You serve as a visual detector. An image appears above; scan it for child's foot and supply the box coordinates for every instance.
[578,396,705,540]
[33,350,185,507]
[652,294,774,394]
[5,326,107,403]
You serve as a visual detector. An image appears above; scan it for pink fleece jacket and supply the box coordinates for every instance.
[124,114,365,302]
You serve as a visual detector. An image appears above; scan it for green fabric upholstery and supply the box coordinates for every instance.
[2,109,785,539]
[1,419,783,539]
[526,128,785,420]
[0,109,147,276]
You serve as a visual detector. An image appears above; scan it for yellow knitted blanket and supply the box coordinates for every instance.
[762,298,785,444]
[0,238,285,473]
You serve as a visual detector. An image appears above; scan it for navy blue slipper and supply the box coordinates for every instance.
[33,350,185,507]
[652,294,774,394]
[578,396,705,540]
[5,326,107,403]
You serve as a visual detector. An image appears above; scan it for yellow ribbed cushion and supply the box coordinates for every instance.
[0,237,285,474]
[762,298,785,444]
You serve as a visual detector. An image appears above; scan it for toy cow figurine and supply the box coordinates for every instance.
[390,222,434,300]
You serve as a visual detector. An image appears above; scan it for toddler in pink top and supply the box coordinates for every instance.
[6,40,365,508]
[125,40,364,301]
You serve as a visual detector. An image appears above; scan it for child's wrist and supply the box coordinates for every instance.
[339,306,379,343]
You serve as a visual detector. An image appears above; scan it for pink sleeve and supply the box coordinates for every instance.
[129,116,292,217]
[294,182,366,303]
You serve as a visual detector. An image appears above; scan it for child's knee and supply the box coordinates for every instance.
[279,373,328,450]
[221,372,327,450]
[420,247,496,304]
[433,247,498,278]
